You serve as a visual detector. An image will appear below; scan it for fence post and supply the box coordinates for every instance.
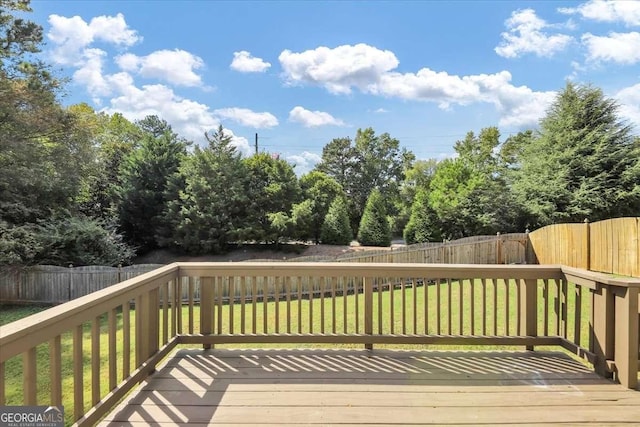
[364,277,373,350]
[496,232,503,264]
[68,264,73,302]
[584,218,590,271]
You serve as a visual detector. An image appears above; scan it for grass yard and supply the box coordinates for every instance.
[0,278,595,426]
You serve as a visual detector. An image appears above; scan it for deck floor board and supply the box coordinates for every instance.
[100,349,640,426]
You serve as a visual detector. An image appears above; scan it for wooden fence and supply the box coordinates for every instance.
[0,264,162,305]
[528,217,639,277]
[0,234,529,305]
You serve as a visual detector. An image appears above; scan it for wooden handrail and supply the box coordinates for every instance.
[0,262,637,427]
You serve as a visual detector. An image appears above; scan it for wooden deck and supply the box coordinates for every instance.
[101,348,640,426]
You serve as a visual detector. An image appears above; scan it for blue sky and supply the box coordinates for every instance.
[31,0,640,173]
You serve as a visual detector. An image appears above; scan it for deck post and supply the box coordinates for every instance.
[364,277,373,350]
[613,286,638,389]
[138,287,159,363]
[200,277,214,350]
[520,279,537,350]
[592,284,614,378]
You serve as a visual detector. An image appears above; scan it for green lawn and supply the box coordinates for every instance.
[0,278,593,426]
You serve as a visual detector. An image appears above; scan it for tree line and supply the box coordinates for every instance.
[2,0,639,266]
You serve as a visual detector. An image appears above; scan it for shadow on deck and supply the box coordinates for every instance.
[101,349,640,426]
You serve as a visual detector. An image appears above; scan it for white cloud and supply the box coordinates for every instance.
[115,49,205,86]
[230,51,271,73]
[279,43,399,94]
[495,9,573,58]
[559,0,640,26]
[373,108,389,113]
[213,107,278,128]
[45,13,255,154]
[615,83,640,126]
[582,32,640,64]
[289,106,346,127]
[103,80,252,155]
[48,13,140,65]
[286,151,322,174]
[278,43,554,128]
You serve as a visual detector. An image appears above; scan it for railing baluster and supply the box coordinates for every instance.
[298,277,303,334]
[162,282,168,345]
[320,277,325,334]
[188,277,195,334]
[229,277,235,334]
[73,324,83,421]
[516,278,522,336]
[470,279,475,335]
[505,279,510,336]
[492,278,498,335]
[241,276,246,334]
[377,277,383,334]
[436,278,441,334]
[562,279,568,339]
[122,302,130,378]
[309,277,314,334]
[252,277,258,334]
[574,283,582,346]
[424,277,429,334]
[343,278,347,334]
[390,278,395,334]
[92,315,100,405]
[412,278,417,334]
[135,295,142,365]
[556,279,561,336]
[275,276,280,334]
[286,276,292,334]
[23,347,36,405]
[50,335,62,406]
[543,279,549,336]
[263,277,268,334]
[447,278,452,335]
[332,277,337,334]
[459,279,464,335]
[108,308,117,391]
[354,277,359,334]
[401,277,406,335]
[172,280,178,337]
[177,278,183,334]
[217,277,223,335]
[481,278,487,335]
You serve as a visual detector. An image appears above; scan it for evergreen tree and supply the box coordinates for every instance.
[403,188,440,244]
[118,118,187,252]
[321,196,352,245]
[165,126,248,254]
[513,83,640,226]
[357,189,391,247]
[243,153,300,243]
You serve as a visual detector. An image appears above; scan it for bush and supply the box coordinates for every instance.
[0,222,42,265]
[357,189,391,247]
[321,196,352,245]
[37,216,135,266]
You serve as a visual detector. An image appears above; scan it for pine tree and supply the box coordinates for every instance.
[321,196,352,245]
[357,189,391,247]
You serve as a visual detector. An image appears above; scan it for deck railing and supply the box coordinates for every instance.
[0,263,638,426]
